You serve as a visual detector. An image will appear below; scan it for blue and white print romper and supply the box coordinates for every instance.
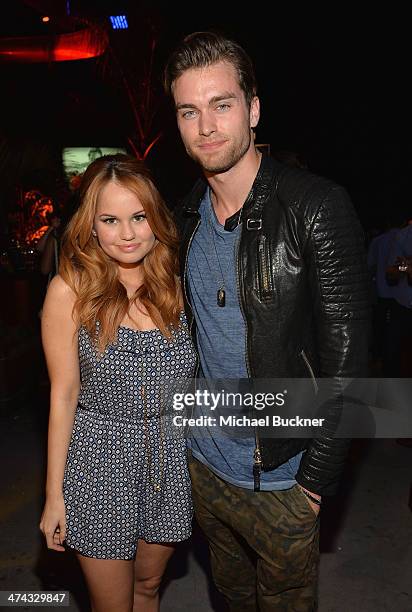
[63,312,197,559]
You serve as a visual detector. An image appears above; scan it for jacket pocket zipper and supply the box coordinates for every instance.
[257,235,274,302]
[300,349,318,394]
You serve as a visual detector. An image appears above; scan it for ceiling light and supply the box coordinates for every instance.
[109,15,128,30]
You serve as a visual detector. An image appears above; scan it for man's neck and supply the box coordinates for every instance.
[207,148,262,226]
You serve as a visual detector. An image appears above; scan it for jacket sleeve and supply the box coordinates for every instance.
[295,185,371,495]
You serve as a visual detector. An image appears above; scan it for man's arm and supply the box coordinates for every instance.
[295,185,371,495]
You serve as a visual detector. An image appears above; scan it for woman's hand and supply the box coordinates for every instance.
[39,495,67,552]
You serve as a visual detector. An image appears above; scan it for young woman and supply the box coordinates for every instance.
[39,154,197,612]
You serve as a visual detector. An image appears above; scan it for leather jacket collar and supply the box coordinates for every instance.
[182,153,287,230]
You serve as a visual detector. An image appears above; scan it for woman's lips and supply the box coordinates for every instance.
[118,244,140,252]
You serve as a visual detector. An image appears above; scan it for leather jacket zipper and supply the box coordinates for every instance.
[236,233,262,491]
[258,234,274,302]
[253,445,262,492]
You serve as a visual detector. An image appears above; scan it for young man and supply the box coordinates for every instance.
[163,31,370,610]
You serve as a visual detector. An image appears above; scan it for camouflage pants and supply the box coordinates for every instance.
[188,455,320,612]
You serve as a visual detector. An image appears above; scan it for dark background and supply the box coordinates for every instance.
[0,5,411,607]
[0,1,410,234]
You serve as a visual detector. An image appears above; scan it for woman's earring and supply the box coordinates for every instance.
[92,230,97,237]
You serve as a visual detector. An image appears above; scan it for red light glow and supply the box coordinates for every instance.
[0,27,108,63]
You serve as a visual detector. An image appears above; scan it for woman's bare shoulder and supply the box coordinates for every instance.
[47,274,76,299]
[43,275,77,318]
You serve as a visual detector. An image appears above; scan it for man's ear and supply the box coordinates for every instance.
[250,96,260,129]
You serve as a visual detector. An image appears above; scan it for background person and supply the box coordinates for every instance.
[367,214,406,374]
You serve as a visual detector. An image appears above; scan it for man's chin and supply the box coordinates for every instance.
[203,164,235,175]
[185,147,223,172]
[194,154,235,175]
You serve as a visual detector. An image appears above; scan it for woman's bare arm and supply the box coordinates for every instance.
[39,275,80,551]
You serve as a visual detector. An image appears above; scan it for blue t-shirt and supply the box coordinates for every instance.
[187,189,302,490]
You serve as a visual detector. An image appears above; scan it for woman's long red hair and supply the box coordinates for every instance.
[59,154,182,350]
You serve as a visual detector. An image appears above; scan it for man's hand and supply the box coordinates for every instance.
[298,485,322,516]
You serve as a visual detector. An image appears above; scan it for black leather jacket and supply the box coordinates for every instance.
[175,154,370,495]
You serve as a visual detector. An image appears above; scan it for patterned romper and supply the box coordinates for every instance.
[63,312,197,559]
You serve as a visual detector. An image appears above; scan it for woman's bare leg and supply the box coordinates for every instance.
[77,554,134,612]
[133,539,175,612]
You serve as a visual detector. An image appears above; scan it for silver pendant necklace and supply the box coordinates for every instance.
[206,195,243,307]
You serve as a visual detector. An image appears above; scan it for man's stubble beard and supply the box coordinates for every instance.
[185,130,253,174]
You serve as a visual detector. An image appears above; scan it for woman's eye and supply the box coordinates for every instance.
[102,218,117,224]
[133,215,146,222]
